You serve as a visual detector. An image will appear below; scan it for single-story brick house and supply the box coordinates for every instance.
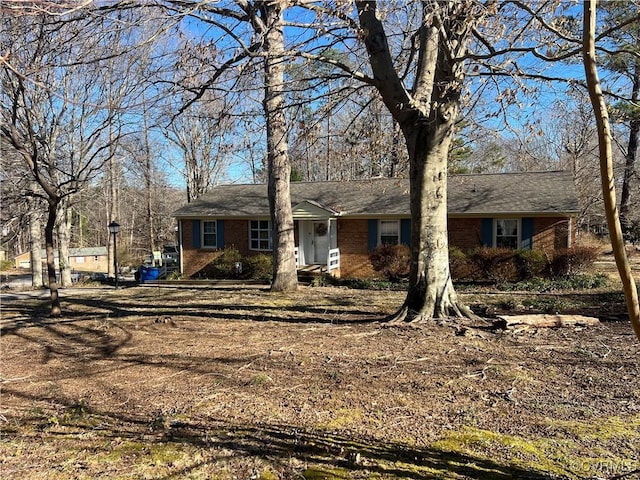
[173,171,579,279]
[14,246,108,273]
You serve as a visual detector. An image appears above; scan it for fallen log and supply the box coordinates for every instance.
[494,314,600,329]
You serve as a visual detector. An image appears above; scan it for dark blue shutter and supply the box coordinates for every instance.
[521,217,534,250]
[400,219,411,246]
[481,218,493,247]
[368,219,378,251]
[217,220,225,248]
[192,220,201,248]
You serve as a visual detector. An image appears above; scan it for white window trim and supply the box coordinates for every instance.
[379,219,400,246]
[202,220,218,249]
[249,219,272,251]
[493,218,521,249]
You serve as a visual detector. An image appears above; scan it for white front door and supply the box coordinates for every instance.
[313,221,328,264]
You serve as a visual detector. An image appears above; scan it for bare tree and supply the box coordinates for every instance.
[1,12,136,315]
[354,0,488,321]
[583,0,640,342]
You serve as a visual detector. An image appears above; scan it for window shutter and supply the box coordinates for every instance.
[481,218,493,247]
[521,217,534,250]
[217,220,225,248]
[368,219,378,251]
[400,219,411,246]
[192,220,201,248]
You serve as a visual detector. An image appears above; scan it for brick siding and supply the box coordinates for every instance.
[336,219,376,278]
[448,218,483,251]
[182,216,574,279]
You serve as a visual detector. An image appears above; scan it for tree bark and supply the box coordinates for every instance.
[29,198,43,289]
[583,0,640,342]
[57,198,72,287]
[44,199,62,317]
[262,1,298,292]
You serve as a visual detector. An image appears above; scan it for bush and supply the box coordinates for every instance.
[550,246,599,277]
[211,246,243,279]
[449,246,473,281]
[468,247,518,283]
[369,244,410,283]
[0,259,13,271]
[515,249,549,280]
[244,253,273,282]
[625,220,640,244]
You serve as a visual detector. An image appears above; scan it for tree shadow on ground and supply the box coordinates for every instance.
[3,390,558,480]
[2,288,387,335]
[160,420,560,479]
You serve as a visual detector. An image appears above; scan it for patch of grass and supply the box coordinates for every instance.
[547,415,640,442]
[256,470,279,480]
[521,297,573,314]
[250,373,273,386]
[498,273,609,292]
[302,466,350,479]
[324,277,406,291]
[322,408,364,430]
[432,421,640,479]
[47,399,102,428]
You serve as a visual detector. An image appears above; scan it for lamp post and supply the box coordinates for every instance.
[108,221,120,289]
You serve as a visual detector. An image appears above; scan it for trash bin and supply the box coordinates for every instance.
[139,266,160,283]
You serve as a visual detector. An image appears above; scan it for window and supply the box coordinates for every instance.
[76,256,85,264]
[379,220,400,245]
[203,221,217,248]
[495,219,519,249]
[250,220,271,251]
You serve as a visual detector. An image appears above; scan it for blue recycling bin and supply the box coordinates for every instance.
[139,266,160,283]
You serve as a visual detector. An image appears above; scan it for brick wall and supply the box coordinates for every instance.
[181,219,272,277]
[336,218,377,278]
[181,219,219,277]
[448,218,483,251]
[224,220,250,256]
[533,217,571,254]
[182,216,574,279]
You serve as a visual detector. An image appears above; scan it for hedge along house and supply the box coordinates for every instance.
[173,171,579,279]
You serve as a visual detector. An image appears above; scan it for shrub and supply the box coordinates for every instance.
[369,244,410,283]
[211,246,243,279]
[468,247,518,283]
[244,253,273,282]
[515,249,549,280]
[550,246,599,277]
[0,259,13,271]
[625,220,640,244]
[449,246,473,281]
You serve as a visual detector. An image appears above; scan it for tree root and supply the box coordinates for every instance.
[384,301,480,324]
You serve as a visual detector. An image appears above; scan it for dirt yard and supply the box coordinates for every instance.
[1,285,639,479]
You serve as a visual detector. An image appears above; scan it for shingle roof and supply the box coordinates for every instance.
[173,171,579,218]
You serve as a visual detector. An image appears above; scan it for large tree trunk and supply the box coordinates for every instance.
[619,59,639,237]
[262,1,298,292]
[29,200,43,289]
[395,122,474,322]
[44,199,62,317]
[583,0,640,342]
[57,198,72,287]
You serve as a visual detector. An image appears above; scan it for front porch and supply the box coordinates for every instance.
[292,200,340,276]
[294,247,340,275]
